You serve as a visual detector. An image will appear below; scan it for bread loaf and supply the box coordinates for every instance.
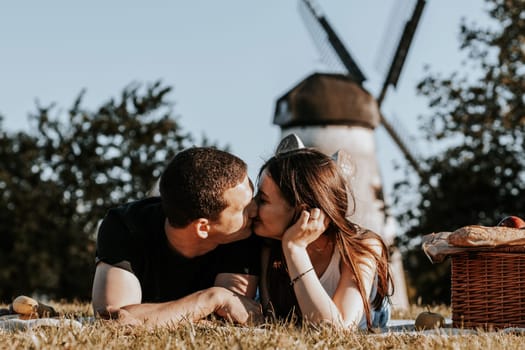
[447,225,525,247]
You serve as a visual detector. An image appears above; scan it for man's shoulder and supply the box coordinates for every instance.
[107,196,162,222]
[96,197,165,267]
[110,196,162,217]
[102,197,165,237]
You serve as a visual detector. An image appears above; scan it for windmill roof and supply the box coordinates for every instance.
[273,72,380,129]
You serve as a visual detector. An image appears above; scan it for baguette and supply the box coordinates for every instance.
[12,295,57,318]
[447,225,525,247]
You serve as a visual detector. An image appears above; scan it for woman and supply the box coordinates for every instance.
[253,148,392,330]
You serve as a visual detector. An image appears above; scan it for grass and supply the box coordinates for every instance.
[1,302,524,349]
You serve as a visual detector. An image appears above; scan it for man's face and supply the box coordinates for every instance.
[209,175,257,243]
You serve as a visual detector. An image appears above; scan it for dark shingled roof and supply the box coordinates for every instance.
[273,73,380,129]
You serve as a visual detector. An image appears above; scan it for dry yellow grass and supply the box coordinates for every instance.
[0,302,523,349]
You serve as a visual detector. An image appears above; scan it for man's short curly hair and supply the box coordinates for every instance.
[159,147,247,227]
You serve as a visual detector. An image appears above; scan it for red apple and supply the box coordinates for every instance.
[497,216,525,229]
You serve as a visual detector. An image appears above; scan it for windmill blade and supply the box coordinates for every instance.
[374,0,415,78]
[379,112,425,179]
[373,0,427,178]
[377,0,426,105]
[378,107,426,178]
[298,0,366,84]
[298,1,346,74]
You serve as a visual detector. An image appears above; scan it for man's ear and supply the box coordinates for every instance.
[194,218,210,239]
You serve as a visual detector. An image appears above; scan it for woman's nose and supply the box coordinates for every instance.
[248,198,258,218]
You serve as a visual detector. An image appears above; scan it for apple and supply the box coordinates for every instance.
[497,216,525,229]
[414,311,445,330]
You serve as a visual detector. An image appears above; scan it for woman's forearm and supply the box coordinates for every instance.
[282,242,344,326]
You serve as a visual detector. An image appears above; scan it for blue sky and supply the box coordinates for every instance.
[0,0,488,202]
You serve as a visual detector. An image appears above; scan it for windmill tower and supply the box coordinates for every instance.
[273,0,427,310]
[275,73,385,233]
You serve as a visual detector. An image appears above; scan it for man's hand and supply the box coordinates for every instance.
[93,262,263,327]
[213,287,263,325]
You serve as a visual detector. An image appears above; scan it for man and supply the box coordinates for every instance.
[92,147,262,326]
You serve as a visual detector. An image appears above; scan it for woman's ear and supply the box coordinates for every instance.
[194,218,210,239]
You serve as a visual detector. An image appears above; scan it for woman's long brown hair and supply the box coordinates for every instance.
[259,148,392,328]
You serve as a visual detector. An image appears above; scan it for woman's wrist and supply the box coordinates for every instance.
[282,238,307,251]
[282,240,313,280]
[289,267,315,286]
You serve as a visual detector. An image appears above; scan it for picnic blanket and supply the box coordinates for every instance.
[0,315,83,331]
[2,316,525,335]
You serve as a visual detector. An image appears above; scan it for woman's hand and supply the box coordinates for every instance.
[282,208,329,248]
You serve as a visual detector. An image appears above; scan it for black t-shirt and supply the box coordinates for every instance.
[96,197,262,303]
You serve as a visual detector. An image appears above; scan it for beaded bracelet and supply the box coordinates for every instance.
[290,267,315,286]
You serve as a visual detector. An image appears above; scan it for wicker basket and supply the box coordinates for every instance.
[451,250,525,329]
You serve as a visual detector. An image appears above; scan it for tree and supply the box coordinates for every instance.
[0,81,218,301]
[394,0,525,304]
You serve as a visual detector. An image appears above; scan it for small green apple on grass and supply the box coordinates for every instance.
[415,308,445,330]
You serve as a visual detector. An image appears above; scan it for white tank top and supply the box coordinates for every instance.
[318,248,378,300]
[319,248,341,297]
[318,248,380,329]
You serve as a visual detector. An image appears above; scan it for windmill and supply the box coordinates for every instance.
[298,0,426,177]
[272,0,427,309]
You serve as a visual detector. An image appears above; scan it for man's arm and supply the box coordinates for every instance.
[214,273,258,298]
[92,262,262,326]
[213,234,263,299]
[92,262,142,312]
[214,272,261,321]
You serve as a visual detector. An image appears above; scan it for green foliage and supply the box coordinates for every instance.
[0,81,207,302]
[394,0,525,304]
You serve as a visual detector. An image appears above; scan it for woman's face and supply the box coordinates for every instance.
[253,170,295,240]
